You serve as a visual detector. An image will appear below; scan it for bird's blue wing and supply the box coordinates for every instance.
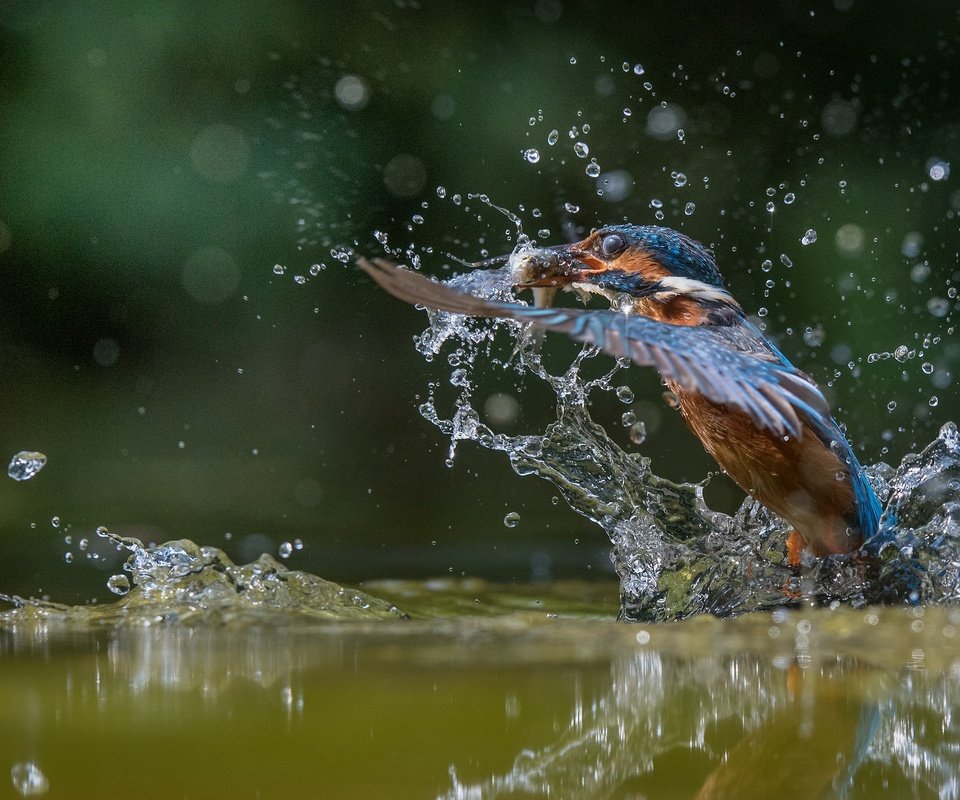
[359,258,831,440]
[738,319,883,535]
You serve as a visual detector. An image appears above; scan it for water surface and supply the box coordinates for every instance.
[3,576,958,799]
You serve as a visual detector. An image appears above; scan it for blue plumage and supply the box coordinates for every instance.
[360,222,884,556]
[603,224,727,289]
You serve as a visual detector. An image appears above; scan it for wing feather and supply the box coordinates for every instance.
[359,257,830,437]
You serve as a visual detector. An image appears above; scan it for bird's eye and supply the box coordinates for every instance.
[600,233,626,258]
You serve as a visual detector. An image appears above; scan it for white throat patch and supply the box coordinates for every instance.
[653,276,736,305]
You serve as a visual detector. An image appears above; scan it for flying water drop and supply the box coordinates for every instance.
[7,451,47,481]
[106,574,131,596]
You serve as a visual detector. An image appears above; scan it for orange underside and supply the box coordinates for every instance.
[671,386,861,558]
[786,530,806,566]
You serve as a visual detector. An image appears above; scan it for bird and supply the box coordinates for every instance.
[359,224,882,563]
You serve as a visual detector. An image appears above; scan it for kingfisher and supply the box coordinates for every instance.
[360,224,882,563]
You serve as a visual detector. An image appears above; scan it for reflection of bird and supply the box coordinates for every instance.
[360,224,881,561]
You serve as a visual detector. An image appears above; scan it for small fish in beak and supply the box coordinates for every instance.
[506,242,588,308]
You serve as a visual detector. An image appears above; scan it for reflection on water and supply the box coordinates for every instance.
[440,616,948,799]
[407,262,960,621]
[1,590,959,798]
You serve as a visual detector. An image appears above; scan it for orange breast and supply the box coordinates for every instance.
[670,383,859,556]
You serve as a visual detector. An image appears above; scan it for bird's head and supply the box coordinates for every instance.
[513,225,741,325]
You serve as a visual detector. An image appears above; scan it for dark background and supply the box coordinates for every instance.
[0,0,957,602]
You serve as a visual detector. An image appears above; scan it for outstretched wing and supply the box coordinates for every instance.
[359,257,832,439]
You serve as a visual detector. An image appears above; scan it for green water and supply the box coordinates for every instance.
[2,581,956,799]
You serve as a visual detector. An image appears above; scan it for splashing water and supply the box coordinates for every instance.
[408,255,960,621]
[0,528,405,624]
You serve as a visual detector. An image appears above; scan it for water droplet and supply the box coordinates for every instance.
[629,421,648,445]
[684,202,696,216]
[922,362,934,375]
[523,148,541,164]
[278,541,293,558]
[887,400,897,412]
[272,264,286,275]
[621,411,637,426]
[927,158,950,181]
[436,185,446,199]
[503,511,520,528]
[64,552,73,564]
[7,451,47,481]
[927,296,950,317]
[801,229,818,245]
[760,259,773,272]
[573,141,589,158]
[564,202,580,213]
[780,254,793,268]
[547,129,559,145]
[330,246,353,264]
[673,172,688,187]
[585,159,601,178]
[616,385,635,404]
[929,395,940,407]
[633,63,645,75]
[569,56,577,65]
[894,345,910,362]
[50,516,60,528]
[334,75,369,111]
[784,192,796,204]
[662,391,680,409]
[10,762,49,796]
[766,201,776,213]
[106,574,131,596]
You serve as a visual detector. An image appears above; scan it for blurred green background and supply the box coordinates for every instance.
[0,0,956,602]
